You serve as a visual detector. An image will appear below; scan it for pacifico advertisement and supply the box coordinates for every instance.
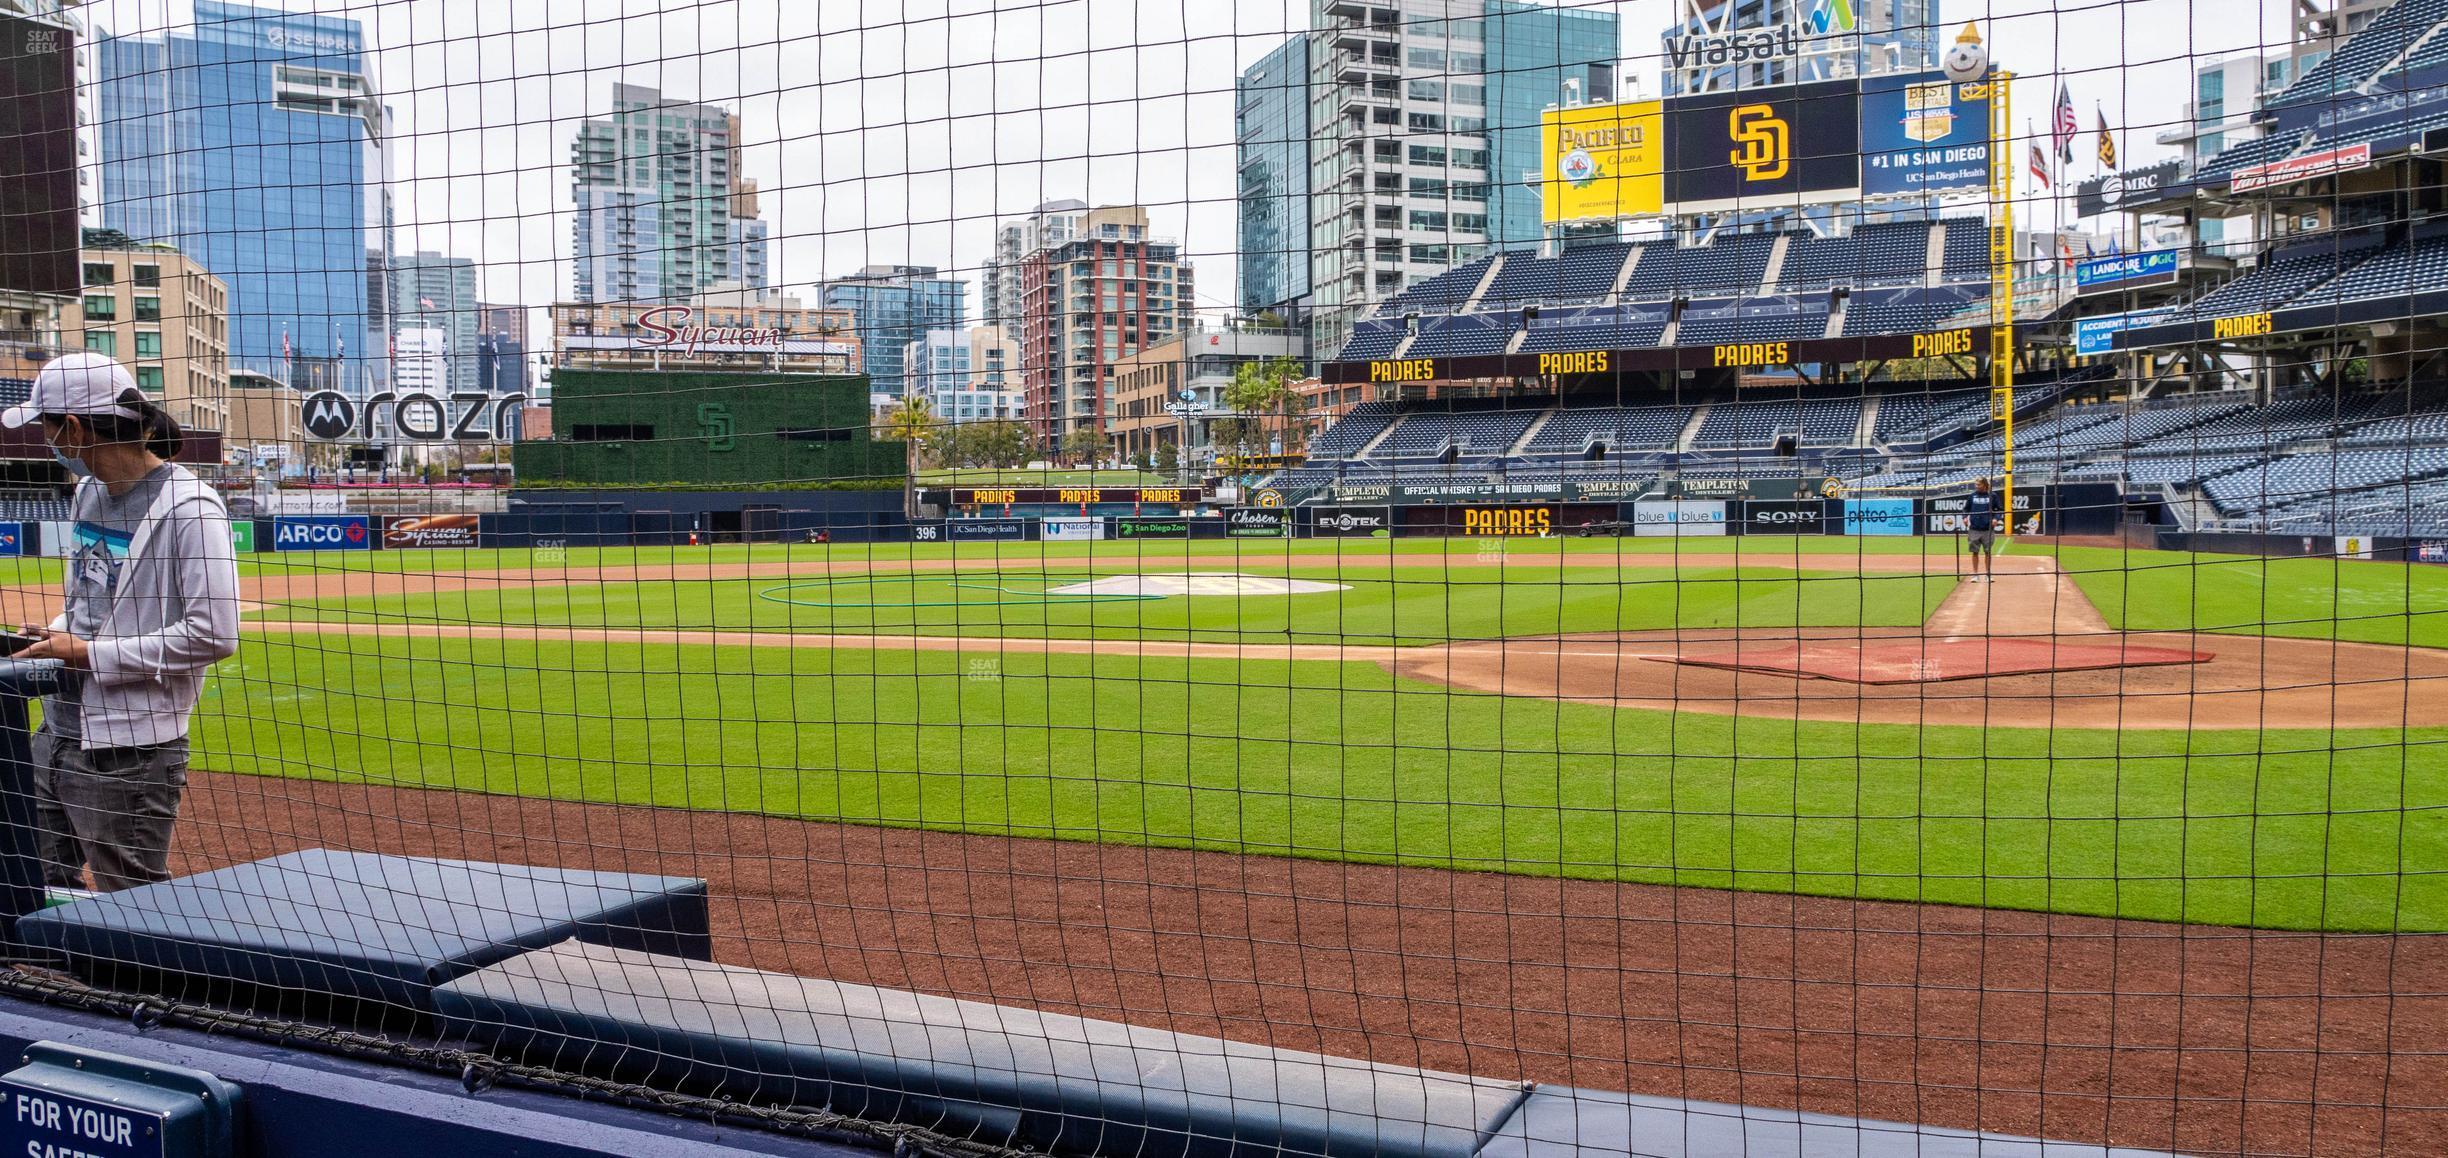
[1541,100,1666,223]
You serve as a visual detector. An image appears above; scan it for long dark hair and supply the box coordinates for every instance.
[51,389,183,461]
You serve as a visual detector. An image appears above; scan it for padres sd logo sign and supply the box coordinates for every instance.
[1728,104,1789,181]
[1254,489,1283,508]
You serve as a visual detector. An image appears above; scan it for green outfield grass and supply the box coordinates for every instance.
[13,537,2440,932]
[0,532,1978,582]
[2046,545,2448,648]
[195,633,2448,933]
[253,561,1959,645]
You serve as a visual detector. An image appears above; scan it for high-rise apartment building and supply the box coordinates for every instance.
[570,86,768,304]
[1236,37,1311,317]
[905,327,1022,424]
[1243,1,1619,352]
[93,1,392,389]
[819,264,966,396]
[391,250,479,395]
[983,200,1090,330]
[1014,204,1194,440]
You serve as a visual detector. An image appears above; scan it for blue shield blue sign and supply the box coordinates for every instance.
[0,521,22,558]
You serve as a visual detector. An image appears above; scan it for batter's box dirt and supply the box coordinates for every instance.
[1666,637,2216,684]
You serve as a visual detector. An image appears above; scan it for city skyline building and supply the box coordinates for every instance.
[1242,0,1621,352]
[819,264,966,396]
[391,249,479,396]
[903,325,1022,425]
[1013,204,1193,439]
[1235,35,1310,317]
[984,200,1090,331]
[92,0,393,391]
[76,239,228,433]
[570,84,768,304]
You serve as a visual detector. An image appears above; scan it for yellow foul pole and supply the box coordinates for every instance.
[1988,65,2017,534]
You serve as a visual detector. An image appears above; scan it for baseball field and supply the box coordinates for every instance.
[4,536,2442,1153]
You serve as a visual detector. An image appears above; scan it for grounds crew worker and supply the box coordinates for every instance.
[4,352,239,891]
[1962,476,1999,583]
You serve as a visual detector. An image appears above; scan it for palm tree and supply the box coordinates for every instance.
[883,394,939,519]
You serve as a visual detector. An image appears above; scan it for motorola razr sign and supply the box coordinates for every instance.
[301,389,526,442]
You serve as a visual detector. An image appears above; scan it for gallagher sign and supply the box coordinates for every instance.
[273,514,373,552]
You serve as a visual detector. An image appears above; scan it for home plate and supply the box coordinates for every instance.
[1048,573,1350,597]
[1667,637,2215,685]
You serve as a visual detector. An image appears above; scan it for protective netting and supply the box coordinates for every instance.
[0,0,2437,1155]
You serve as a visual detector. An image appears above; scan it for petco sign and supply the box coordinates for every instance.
[274,514,373,552]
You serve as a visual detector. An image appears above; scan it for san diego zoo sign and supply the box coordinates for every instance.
[301,389,526,443]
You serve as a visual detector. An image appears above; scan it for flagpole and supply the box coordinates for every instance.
[1990,61,2016,536]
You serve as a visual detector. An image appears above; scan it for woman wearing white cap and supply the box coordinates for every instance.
[3,352,239,891]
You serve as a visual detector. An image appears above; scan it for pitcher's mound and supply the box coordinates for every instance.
[1669,637,2215,684]
[1047,573,1349,597]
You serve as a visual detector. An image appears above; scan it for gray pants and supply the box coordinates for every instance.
[1966,527,1997,555]
[32,729,188,892]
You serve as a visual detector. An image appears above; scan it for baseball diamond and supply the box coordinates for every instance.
[4,1,2448,1157]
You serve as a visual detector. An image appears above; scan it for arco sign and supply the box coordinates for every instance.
[299,389,527,442]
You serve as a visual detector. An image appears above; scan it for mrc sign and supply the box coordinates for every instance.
[301,389,525,443]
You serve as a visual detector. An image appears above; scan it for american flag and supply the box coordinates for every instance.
[2054,82,2078,165]
[281,329,292,359]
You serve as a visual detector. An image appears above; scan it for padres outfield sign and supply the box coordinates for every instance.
[1324,327,1999,384]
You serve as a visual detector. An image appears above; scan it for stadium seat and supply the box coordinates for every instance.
[16,849,711,1026]
[436,939,1528,1158]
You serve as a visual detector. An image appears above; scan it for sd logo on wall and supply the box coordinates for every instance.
[1668,80,1860,213]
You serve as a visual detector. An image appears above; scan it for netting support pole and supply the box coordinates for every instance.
[1988,67,2017,534]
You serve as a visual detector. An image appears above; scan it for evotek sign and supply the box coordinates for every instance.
[1309,507,1391,536]
[273,514,373,552]
[300,388,526,442]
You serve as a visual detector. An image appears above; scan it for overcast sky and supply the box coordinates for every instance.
[78,0,2324,321]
